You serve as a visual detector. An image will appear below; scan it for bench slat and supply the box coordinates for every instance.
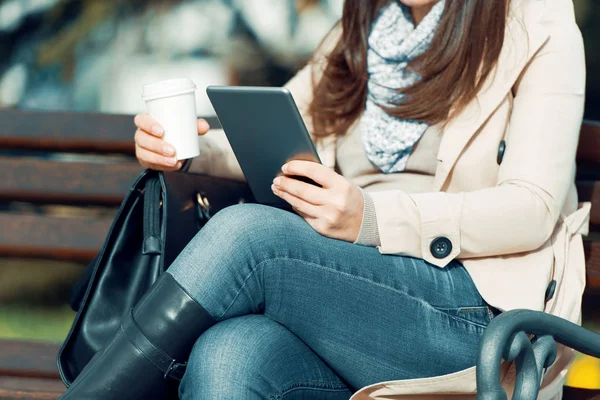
[0,213,113,262]
[0,340,60,380]
[0,157,142,205]
[0,377,64,400]
[0,110,219,153]
[0,109,594,161]
[1,207,600,270]
[0,110,134,153]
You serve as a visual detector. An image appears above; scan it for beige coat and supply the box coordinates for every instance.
[190,0,588,397]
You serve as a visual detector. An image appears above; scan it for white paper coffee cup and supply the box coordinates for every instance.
[142,78,200,160]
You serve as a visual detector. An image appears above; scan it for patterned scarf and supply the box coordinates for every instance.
[360,0,445,173]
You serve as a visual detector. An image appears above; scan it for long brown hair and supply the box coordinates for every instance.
[308,0,509,137]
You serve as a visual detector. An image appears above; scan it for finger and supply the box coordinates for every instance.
[134,113,164,137]
[144,161,183,172]
[282,161,339,188]
[135,129,176,157]
[273,175,328,206]
[140,160,183,172]
[292,206,314,221]
[136,145,179,168]
[165,161,184,171]
[197,118,210,135]
[272,184,320,218]
[142,163,181,172]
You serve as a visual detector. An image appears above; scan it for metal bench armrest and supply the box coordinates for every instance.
[476,309,600,400]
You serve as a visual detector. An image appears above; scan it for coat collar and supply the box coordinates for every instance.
[432,0,551,191]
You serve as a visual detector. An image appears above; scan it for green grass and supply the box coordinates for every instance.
[0,304,75,343]
[0,257,82,342]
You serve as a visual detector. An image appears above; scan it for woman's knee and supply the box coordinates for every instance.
[179,315,351,400]
[176,203,311,267]
[168,204,282,279]
[179,315,286,399]
[203,203,301,244]
[168,205,307,319]
[211,204,327,258]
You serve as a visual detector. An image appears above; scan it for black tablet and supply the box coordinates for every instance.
[206,86,322,207]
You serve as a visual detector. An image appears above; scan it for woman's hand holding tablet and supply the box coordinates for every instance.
[207,86,364,242]
[206,86,323,207]
[272,160,364,242]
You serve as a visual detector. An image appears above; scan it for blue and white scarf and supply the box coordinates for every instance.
[360,0,445,173]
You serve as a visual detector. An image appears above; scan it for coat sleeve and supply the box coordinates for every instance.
[368,8,586,267]
[188,128,245,180]
[188,24,342,179]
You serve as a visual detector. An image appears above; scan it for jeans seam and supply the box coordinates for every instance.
[432,305,495,329]
[456,307,488,313]
[268,380,350,400]
[217,257,273,320]
[486,305,496,322]
[436,311,489,329]
[217,256,487,331]
[218,256,416,320]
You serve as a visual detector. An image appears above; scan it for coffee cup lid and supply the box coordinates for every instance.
[142,78,197,101]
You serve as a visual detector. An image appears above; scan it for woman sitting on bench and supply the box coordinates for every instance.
[60,0,587,399]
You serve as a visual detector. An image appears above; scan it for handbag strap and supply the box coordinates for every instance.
[142,177,163,255]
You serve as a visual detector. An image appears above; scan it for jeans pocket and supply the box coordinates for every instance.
[437,306,495,329]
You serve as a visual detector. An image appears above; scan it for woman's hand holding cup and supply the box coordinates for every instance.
[134,115,210,171]
[136,78,203,171]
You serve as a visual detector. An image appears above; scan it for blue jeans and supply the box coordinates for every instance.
[168,204,495,399]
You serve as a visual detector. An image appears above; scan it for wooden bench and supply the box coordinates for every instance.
[0,109,218,399]
[0,109,599,399]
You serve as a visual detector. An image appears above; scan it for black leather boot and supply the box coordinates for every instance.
[59,273,215,400]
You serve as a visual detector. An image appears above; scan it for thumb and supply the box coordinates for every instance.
[197,118,211,136]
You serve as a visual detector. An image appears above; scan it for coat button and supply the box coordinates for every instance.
[545,279,557,302]
[497,140,506,165]
[430,237,452,259]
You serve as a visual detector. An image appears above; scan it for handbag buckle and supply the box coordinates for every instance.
[164,359,188,381]
[196,193,212,220]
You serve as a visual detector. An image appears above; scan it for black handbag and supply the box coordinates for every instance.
[57,169,254,387]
